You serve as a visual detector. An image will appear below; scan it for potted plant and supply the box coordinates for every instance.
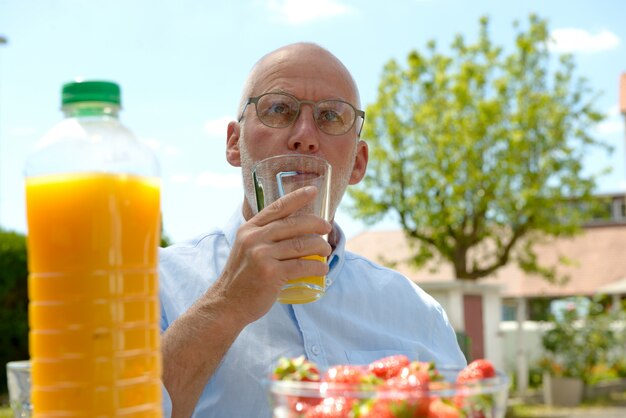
[539,296,618,406]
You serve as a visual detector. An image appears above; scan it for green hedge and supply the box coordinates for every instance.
[0,226,170,395]
[0,229,29,394]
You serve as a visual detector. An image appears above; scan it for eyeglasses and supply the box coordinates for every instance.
[238,92,365,136]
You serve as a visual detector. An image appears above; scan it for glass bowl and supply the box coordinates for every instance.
[268,366,509,418]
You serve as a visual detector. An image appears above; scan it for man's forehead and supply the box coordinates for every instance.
[251,47,358,101]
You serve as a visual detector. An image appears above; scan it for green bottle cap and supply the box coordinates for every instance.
[61,80,121,106]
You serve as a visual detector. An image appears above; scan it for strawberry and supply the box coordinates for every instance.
[368,355,411,379]
[272,356,321,414]
[359,398,417,418]
[455,359,497,418]
[304,397,354,418]
[369,362,436,417]
[324,364,368,384]
[406,361,444,382]
[356,399,389,418]
[322,364,383,408]
[380,361,437,394]
[272,355,321,382]
[456,359,495,383]
[454,392,494,418]
[362,395,446,418]
[427,398,460,418]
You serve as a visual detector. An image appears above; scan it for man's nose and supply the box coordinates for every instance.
[287,105,321,152]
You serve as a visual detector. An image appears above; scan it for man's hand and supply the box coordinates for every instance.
[215,185,332,326]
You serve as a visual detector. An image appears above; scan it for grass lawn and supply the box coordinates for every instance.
[507,390,626,417]
[0,407,11,418]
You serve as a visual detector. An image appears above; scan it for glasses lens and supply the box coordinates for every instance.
[256,93,299,128]
[315,100,356,135]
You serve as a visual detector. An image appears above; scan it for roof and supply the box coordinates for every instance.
[598,277,626,294]
[345,223,626,298]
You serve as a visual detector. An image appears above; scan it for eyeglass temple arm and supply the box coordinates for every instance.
[238,97,256,122]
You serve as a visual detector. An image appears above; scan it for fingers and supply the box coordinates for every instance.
[248,185,332,243]
[272,234,332,261]
[277,257,330,283]
[270,213,332,243]
[235,223,330,271]
[252,186,324,228]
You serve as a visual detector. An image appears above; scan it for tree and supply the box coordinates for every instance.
[348,15,611,281]
[0,228,29,394]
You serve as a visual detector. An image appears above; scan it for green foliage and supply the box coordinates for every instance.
[527,297,553,321]
[539,296,626,385]
[349,14,611,280]
[160,232,172,248]
[612,357,626,378]
[0,224,169,396]
[160,218,172,247]
[0,229,29,394]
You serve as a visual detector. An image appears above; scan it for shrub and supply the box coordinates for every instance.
[540,296,624,385]
[0,229,29,394]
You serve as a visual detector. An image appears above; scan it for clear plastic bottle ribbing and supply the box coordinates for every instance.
[25,80,163,417]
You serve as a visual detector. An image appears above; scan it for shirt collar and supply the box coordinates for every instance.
[223,205,346,289]
[326,221,346,288]
[224,203,246,250]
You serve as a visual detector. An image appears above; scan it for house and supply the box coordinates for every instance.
[346,193,626,321]
[346,193,626,389]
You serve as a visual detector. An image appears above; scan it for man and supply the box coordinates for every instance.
[159,42,466,417]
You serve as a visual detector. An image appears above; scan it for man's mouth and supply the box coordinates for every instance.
[276,171,323,196]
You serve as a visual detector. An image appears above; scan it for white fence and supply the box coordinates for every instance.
[499,320,551,374]
[499,319,626,374]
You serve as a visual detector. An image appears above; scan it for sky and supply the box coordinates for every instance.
[0,0,625,243]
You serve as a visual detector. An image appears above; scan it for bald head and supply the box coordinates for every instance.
[237,43,361,117]
[228,42,369,222]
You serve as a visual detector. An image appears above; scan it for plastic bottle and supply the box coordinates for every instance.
[24,80,162,417]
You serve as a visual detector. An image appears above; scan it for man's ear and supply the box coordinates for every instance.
[349,140,369,185]
[226,121,241,167]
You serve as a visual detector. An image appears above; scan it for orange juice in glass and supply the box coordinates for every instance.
[25,81,162,416]
[252,154,331,304]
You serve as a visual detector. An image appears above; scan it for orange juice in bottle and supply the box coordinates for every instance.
[25,81,162,417]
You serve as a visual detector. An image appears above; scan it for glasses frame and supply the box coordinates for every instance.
[238,92,365,136]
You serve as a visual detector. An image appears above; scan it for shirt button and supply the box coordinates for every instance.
[311,345,320,356]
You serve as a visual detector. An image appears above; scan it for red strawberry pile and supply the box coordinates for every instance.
[270,355,503,418]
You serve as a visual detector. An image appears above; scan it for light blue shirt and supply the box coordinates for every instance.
[159,208,466,417]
